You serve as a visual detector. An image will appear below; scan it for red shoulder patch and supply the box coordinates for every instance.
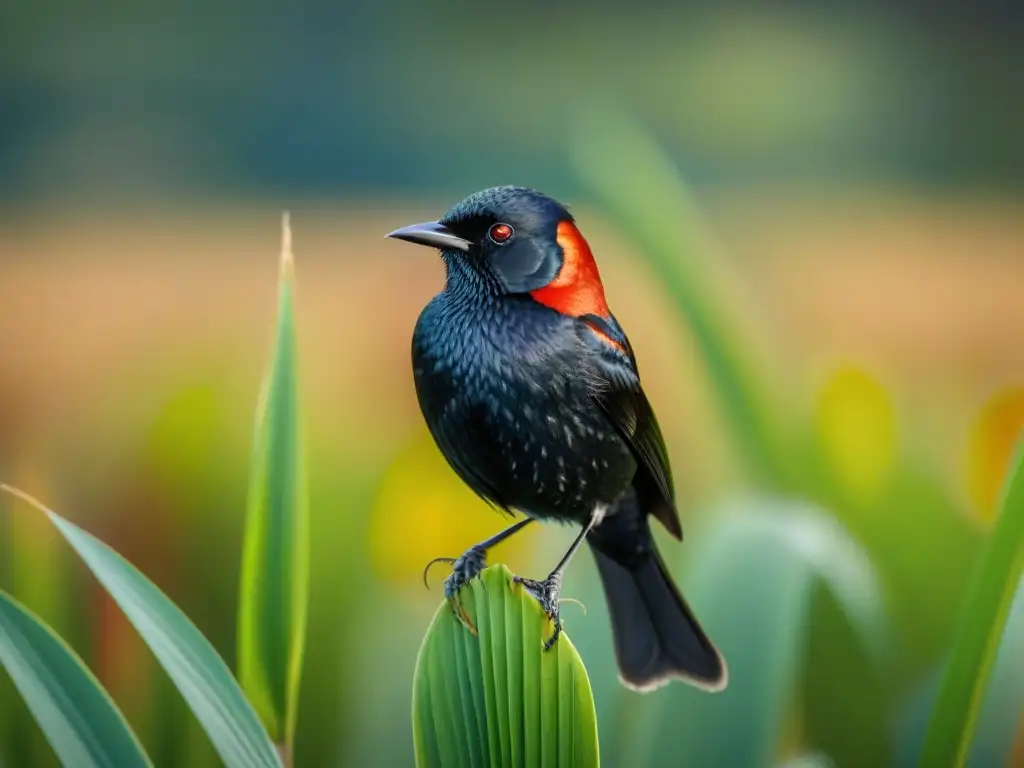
[583,317,626,353]
[529,221,610,318]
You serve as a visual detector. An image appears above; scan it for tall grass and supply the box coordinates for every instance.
[0,215,306,768]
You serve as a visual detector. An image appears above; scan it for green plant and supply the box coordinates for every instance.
[413,564,598,768]
[565,498,888,767]
[0,588,151,768]
[0,213,306,768]
[645,500,886,767]
[238,214,311,765]
[917,438,1024,768]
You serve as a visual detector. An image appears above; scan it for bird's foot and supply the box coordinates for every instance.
[442,546,488,600]
[514,571,564,650]
[423,546,488,634]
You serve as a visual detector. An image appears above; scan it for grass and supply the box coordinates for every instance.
[0,118,1021,765]
[0,215,305,768]
[237,213,310,765]
[918,439,1024,767]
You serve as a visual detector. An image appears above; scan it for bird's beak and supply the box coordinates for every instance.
[386,221,472,253]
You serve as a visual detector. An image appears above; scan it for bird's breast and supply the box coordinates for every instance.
[411,293,635,520]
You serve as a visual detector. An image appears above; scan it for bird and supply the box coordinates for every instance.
[387,185,727,693]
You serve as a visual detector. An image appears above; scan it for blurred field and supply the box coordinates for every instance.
[1,187,1022,765]
[3,191,1022,469]
[2,1,1024,764]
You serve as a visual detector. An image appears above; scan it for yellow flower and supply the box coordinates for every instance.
[966,386,1024,523]
[815,365,897,501]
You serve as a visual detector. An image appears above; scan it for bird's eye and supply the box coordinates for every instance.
[487,223,514,245]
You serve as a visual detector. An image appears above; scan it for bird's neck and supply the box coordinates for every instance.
[426,257,558,354]
[441,252,504,302]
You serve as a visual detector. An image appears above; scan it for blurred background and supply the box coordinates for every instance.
[1,2,1023,766]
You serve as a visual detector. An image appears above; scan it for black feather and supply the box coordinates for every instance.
[581,314,683,540]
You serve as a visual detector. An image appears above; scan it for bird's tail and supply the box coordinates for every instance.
[589,531,727,692]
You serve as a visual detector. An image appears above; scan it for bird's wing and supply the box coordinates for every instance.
[580,314,683,540]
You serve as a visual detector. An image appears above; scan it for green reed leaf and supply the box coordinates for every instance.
[237,213,310,762]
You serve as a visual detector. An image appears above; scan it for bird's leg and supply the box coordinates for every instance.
[424,518,534,631]
[516,504,607,650]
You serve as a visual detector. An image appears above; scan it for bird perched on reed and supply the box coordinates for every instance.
[388,186,727,692]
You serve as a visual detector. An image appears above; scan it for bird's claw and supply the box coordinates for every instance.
[514,572,564,650]
[422,556,456,588]
[424,546,488,634]
[441,546,488,600]
[422,546,488,595]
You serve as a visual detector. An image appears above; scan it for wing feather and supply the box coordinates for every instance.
[581,314,683,540]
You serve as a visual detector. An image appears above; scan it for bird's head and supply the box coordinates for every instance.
[387,186,612,319]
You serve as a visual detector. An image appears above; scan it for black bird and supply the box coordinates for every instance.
[388,186,727,692]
